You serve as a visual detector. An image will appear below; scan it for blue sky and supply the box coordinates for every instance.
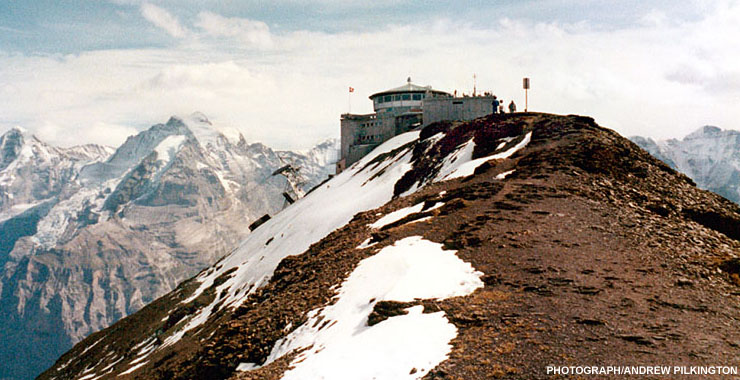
[1,0,738,149]
[0,0,703,53]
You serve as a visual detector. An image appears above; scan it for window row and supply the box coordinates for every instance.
[376,93,424,104]
[357,134,380,143]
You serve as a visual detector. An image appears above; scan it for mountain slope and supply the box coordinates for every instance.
[631,126,740,204]
[0,116,336,380]
[40,113,740,380]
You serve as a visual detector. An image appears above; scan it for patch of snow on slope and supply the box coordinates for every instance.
[496,169,516,179]
[356,238,377,249]
[369,202,444,229]
[441,132,532,181]
[436,139,476,181]
[153,135,187,166]
[118,361,148,376]
[159,131,420,348]
[252,236,483,380]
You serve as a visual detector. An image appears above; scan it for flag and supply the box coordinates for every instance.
[349,87,354,93]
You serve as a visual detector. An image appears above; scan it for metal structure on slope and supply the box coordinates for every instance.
[271,156,307,210]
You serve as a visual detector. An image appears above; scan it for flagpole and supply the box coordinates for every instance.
[348,86,354,113]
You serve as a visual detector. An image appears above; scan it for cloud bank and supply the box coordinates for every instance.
[1,2,739,149]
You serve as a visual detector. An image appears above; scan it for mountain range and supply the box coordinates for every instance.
[0,113,337,380]
[39,113,740,380]
[631,126,740,205]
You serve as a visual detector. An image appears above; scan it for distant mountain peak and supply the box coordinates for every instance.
[8,125,29,135]
[631,124,740,204]
[169,112,244,147]
[685,125,723,139]
[188,111,212,125]
[1,113,338,380]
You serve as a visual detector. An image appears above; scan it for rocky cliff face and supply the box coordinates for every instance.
[0,115,337,380]
[40,113,740,380]
[631,126,740,204]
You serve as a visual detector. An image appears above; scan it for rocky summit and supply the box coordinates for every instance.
[39,113,739,380]
[0,114,337,380]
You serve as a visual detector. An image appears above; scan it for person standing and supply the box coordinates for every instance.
[509,100,517,113]
[492,96,500,114]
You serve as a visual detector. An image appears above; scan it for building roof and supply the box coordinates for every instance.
[369,77,451,99]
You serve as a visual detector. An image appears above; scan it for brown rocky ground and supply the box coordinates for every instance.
[40,113,740,380]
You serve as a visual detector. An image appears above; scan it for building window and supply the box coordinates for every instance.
[393,95,401,101]
[412,94,421,100]
[402,94,411,100]
[384,95,391,102]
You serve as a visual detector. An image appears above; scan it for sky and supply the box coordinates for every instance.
[0,0,739,150]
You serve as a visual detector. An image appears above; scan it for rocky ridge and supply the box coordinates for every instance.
[39,113,740,380]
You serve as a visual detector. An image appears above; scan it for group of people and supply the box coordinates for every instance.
[492,96,516,114]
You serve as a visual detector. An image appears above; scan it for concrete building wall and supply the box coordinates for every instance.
[340,113,389,168]
[422,96,496,126]
[340,113,375,162]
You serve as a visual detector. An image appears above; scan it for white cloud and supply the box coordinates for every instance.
[140,3,188,38]
[34,121,138,148]
[2,3,740,150]
[195,12,273,49]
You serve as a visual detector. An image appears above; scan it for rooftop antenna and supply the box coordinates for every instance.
[473,73,477,96]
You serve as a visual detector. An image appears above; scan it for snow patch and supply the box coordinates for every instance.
[496,169,516,179]
[253,236,483,380]
[356,238,377,249]
[153,135,187,165]
[369,202,444,230]
[118,361,148,376]
[440,132,532,181]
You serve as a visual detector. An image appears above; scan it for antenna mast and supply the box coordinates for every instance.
[473,73,477,96]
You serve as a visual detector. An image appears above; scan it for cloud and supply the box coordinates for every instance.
[195,12,273,49]
[3,3,740,150]
[140,3,188,38]
[34,121,138,148]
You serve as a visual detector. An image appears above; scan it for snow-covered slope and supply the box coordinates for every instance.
[631,125,740,204]
[0,115,336,380]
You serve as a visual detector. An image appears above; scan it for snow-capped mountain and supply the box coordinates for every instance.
[630,126,740,204]
[39,114,740,380]
[0,126,112,221]
[0,114,337,380]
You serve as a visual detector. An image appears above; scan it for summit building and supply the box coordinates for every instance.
[337,78,498,173]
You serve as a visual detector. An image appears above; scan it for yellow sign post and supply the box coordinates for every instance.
[523,77,530,112]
